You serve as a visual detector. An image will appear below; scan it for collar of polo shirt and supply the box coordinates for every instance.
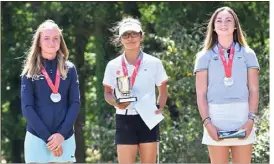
[212,42,241,54]
[119,21,143,37]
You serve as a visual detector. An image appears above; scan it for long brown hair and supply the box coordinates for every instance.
[21,20,69,78]
[202,6,248,51]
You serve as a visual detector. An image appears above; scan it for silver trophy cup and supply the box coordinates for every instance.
[116,76,137,103]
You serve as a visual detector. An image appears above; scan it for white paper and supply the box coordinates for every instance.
[135,93,164,130]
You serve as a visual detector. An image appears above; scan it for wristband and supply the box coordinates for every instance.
[202,117,211,125]
[248,112,258,122]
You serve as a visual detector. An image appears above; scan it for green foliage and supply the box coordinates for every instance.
[1,1,269,163]
[159,115,209,163]
[252,106,269,163]
[85,115,117,163]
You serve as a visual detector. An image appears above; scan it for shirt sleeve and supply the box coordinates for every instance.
[102,62,116,89]
[155,59,168,86]
[21,75,52,143]
[57,65,81,138]
[243,48,260,70]
[193,51,210,73]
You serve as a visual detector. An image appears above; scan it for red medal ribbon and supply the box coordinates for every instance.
[41,66,60,94]
[218,46,235,78]
[121,54,142,88]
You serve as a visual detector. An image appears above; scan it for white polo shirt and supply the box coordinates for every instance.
[103,51,168,115]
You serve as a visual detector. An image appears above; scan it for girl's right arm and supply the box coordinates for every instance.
[21,75,52,143]
[196,70,219,141]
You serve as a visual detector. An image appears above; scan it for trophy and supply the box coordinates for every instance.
[116,76,137,103]
[217,129,246,139]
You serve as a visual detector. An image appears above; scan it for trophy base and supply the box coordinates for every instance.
[117,97,137,103]
[217,129,246,139]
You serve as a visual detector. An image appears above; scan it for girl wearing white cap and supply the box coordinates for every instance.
[194,7,259,163]
[103,17,168,163]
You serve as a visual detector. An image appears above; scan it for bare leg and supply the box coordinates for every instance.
[208,145,230,164]
[139,142,158,164]
[231,144,252,164]
[117,144,138,164]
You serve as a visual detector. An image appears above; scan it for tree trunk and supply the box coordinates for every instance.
[74,33,88,163]
[10,98,24,162]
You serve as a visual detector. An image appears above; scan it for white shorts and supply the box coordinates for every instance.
[202,102,256,146]
[24,131,76,163]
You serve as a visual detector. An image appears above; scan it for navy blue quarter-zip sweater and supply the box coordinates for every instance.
[21,57,80,143]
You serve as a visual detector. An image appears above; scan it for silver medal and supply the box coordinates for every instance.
[224,77,234,87]
[50,93,61,103]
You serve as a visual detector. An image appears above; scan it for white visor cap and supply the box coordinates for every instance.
[119,21,143,37]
